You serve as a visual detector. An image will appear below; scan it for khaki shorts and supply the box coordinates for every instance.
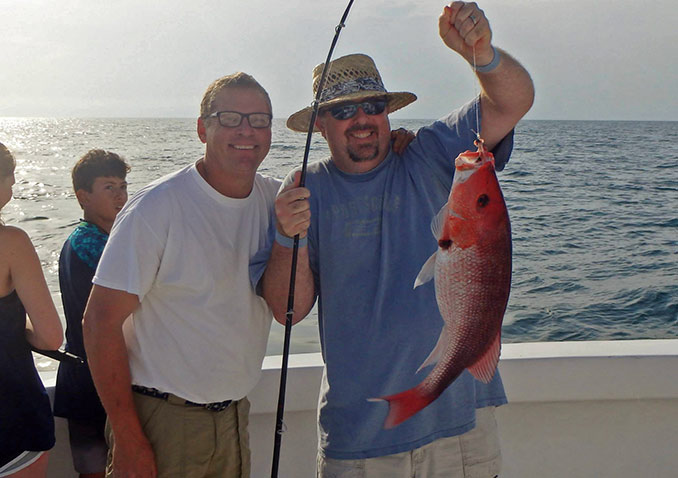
[317,406,501,478]
[106,392,250,478]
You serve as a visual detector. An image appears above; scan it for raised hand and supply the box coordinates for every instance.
[439,1,493,65]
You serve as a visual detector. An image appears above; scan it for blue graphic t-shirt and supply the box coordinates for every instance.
[53,221,108,420]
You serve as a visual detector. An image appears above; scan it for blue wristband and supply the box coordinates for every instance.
[475,46,500,73]
[275,230,308,248]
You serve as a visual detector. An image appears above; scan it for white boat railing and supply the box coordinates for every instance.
[44,339,678,477]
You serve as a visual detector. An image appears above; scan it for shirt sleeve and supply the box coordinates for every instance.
[71,226,108,270]
[489,129,514,171]
[408,97,514,179]
[248,173,290,295]
[248,221,275,295]
[93,199,166,302]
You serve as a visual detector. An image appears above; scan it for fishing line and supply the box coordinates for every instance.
[271,1,356,476]
[472,46,481,140]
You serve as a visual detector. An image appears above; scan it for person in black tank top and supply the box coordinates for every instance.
[0,142,63,476]
[0,290,56,467]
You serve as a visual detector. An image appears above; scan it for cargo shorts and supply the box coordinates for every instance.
[317,406,501,478]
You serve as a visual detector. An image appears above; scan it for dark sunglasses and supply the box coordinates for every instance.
[326,100,388,121]
[206,111,272,129]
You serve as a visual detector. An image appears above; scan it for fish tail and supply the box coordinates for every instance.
[370,386,435,429]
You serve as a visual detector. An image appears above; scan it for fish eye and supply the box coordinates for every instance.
[477,194,489,207]
[438,239,453,250]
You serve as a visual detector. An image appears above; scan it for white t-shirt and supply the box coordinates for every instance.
[94,162,280,403]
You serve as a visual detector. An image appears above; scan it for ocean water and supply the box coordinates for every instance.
[1,118,676,373]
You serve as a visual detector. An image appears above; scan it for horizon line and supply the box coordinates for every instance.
[1,116,676,123]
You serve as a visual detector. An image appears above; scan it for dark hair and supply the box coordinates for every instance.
[0,142,16,179]
[72,149,130,193]
[200,72,272,119]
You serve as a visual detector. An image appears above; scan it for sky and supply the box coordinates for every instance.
[1,0,676,121]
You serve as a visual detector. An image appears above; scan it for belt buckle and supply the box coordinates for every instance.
[186,399,232,412]
[132,385,231,411]
[203,400,232,412]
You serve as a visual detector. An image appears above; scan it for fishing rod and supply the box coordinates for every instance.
[271,1,356,476]
[32,346,85,365]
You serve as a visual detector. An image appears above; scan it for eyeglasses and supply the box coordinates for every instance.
[206,111,272,129]
[326,100,388,121]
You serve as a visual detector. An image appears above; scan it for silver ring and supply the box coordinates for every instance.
[469,14,478,25]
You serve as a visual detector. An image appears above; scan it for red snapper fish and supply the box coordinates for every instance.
[374,139,512,429]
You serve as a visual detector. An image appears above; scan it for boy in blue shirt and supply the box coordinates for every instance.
[54,149,130,478]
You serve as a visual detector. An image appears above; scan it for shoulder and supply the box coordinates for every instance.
[106,167,193,245]
[0,224,33,251]
[407,101,476,145]
[67,223,108,269]
[397,107,477,167]
[255,173,282,191]
[412,119,465,149]
[287,160,331,189]
[307,158,332,175]
[69,222,106,244]
[438,99,477,131]
[141,166,191,198]
[122,165,192,216]
[252,173,282,208]
[0,225,37,266]
[0,223,29,241]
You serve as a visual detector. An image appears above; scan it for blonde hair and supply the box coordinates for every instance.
[199,72,272,119]
[0,142,16,221]
[0,142,15,179]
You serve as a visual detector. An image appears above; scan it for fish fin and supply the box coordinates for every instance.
[431,205,447,238]
[467,332,502,383]
[413,251,437,289]
[416,328,449,373]
[432,203,465,241]
[369,386,435,429]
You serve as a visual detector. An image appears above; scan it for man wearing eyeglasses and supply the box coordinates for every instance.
[83,72,280,477]
[258,2,534,477]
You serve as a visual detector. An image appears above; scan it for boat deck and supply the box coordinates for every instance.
[44,339,678,477]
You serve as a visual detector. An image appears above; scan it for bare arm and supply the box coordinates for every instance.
[439,1,535,150]
[261,172,315,325]
[83,284,157,477]
[262,242,315,325]
[476,46,534,151]
[5,226,63,350]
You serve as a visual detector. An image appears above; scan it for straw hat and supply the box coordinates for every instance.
[286,53,417,132]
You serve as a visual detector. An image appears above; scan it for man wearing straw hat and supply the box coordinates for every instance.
[260,1,534,476]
